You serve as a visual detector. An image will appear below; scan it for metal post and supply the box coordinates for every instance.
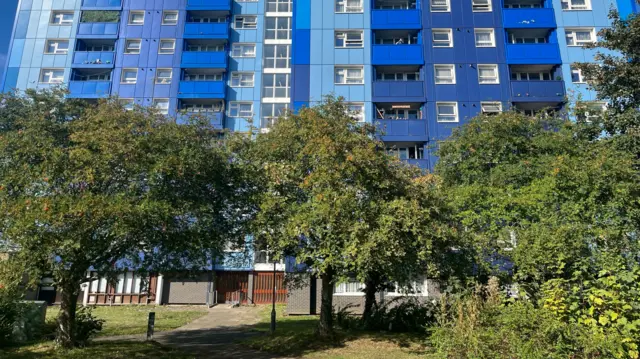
[146,312,155,341]
[270,260,276,334]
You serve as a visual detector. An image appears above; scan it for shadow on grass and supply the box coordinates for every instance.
[0,340,195,359]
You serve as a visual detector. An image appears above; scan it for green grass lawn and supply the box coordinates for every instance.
[45,305,207,337]
[246,305,434,359]
[0,341,196,359]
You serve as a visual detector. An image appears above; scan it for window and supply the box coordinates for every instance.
[336,0,363,13]
[387,279,428,296]
[504,2,542,7]
[89,272,148,294]
[156,69,173,84]
[153,99,170,115]
[186,44,224,52]
[182,102,223,113]
[566,28,595,46]
[432,29,453,47]
[571,66,585,83]
[263,44,290,69]
[511,71,553,80]
[267,0,293,12]
[376,72,420,81]
[261,103,288,128]
[475,29,495,47]
[229,102,254,117]
[119,98,135,111]
[434,64,456,84]
[431,0,450,12]
[436,102,458,122]
[265,17,291,40]
[473,0,492,11]
[231,43,256,58]
[162,11,178,25]
[45,40,69,54]
[128,11,144,25]
[478,64,499,84]
[231,72,255,87]
[51,11,73,25]
[335,66,364,84]
[346,103,365,122]
[509,35,547,44]
[86,43,114,52]
[386,144,424,159]
[158,39,176,54]
[481,101,502,114]
[234,15,258,29]
[577,102,606,122]
[121,68,138,84]
[263,73,290,98]
[184,73,223,81]
[335,31,364,48]
[334,279,365,295]
[188,16,226,23]
[125,39,141,54]
[40,69,64,84]
[561,0,590,10]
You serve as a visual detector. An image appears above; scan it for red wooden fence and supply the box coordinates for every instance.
[252,272,287,304]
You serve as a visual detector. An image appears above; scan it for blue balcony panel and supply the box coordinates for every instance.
[372,45,424,65]
[177,112,224,130]
[371,10,421,30]
[68,81,111,98]
[506,44,561,64]
[72,51,115,68]
[186,0,232,11]
[76,23,119,39]
[81,0,122,10]
[372,81,425,102]
[511,81,565,102]
[376,120,429,142]
[178,81,226,99]
[181,52,228,69]
[405,159,430,169]
[183,23,229,39]
[502,9,556,28]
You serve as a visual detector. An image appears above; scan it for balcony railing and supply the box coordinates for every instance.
[372,44,424,65]
[502,8,556,28]
[81,0,122,9]
[177,81,226,99]
[511,80,565,102]
[72,51,115,68]
[177,111,224,129]
[375,119,428,141]
[372,81,425,102]
[506,43,561,64]
[183,23,229,39]
[372,9,421,30]
[181,51,228,68]
[68,81,111,98]
[76,23,119,38]
[186,0,232,11]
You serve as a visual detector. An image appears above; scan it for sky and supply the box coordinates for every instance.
[0,0,19,82]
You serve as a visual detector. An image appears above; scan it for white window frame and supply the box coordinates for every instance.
[335,0,364,13]
[262,73,291,99]
[119,98,135,111]
[264,17,292,40]
[436,102,459,122]
[472,0,492,11]
[155,68,173,84]
[50,11,74,26]
[234,15,258,29]
[432,29,453,47]
[565,28,595,46]
[263,44,291,69]
[124,39,141,54]
[561,0,591,10]
[346,102,365,122]
[434,64,456,84]
[231,43,256,58]
[335,30,364,48]
[334,280,365,296]
[431,0,451,12]
[266,0,293,13]
[153,99,170,115]
[478,64,499,84]
[386,279,429,297]
[128,11,145,25]
[335,66,364,85]
[481,101,502,114]
[39,68,65,84]
[162,10,179,25]
[121,68,138,84]
[571,66,586,83]
[45,39,70,54]
[230,72,255,87]
[475,28,496,47]
[158,39,176,54]
[228,102,254,118]
[261,103,289,128]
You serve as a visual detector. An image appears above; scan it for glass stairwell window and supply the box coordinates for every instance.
[262,74,290,99]
[261,103,288,128]
[265,17,291,40]
[336,0,364,13]
[267,0,292,13]
[263,45,290,69]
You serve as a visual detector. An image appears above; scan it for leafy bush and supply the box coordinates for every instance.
[72,307,104,347]
[334,297,438,333]
[0,287,25,347]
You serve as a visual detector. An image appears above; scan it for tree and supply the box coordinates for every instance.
[0,89,255,347]
[247,96,449,336]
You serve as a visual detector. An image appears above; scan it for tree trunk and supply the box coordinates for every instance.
[57,278,80,348]
[318,268,334,337]
[362,277,377,328]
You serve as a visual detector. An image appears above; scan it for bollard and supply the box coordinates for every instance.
[146,312,155,341]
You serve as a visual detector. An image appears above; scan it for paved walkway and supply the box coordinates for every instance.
[98,305,289,358]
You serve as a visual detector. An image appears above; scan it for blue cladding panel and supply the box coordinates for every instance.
[373,45,424,65]
[293,65,310,102]
[372,81,426,102]
[406,159,430,169]
[77,23,119,38]
[372,10,422,29]
[68,81,112,98]
[81,0,123,10]
[293,29,310,65]
[376,120,429,142]
[181,52,228,68]
[186,0,232,11]
[178,81,226,99]
[502,9,557,28]
[506,44,562,64]
[72,52,115,68]
[183,23,229,39]
[511,81,565,102]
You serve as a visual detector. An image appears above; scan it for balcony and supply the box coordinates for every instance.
[72,51,115,68]
[81,0,122,10]
[186,0,232,11]
[376,120,428,141]
[511,80,565,102]
[372,10,421,30]
[76,23,119,39]
[372,81,425,102]
[181,51,227,68]
[506,44,561,64]
[184,23,229,39]
[502,8,556,29]
[178,81,226,99]
[68,81,111,98]
[177,111,224,129]
[373,45,424,65]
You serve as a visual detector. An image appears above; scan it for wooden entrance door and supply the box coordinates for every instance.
[215,271,249,304]
[252,272,287,304]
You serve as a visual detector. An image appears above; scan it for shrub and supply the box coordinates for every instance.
[0,287,25,347]
[334,297,438,333]
[72,307,104,347]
